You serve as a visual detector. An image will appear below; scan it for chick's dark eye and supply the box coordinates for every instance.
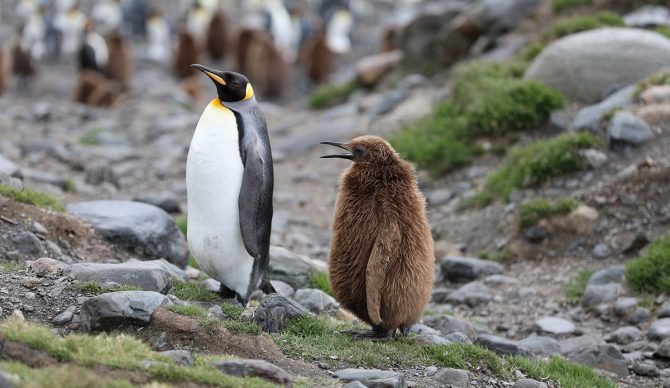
[353,147,367,157]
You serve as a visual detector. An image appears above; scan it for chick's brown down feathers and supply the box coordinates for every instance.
[328,136,435,332]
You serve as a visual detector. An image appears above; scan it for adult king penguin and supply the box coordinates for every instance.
[187,64,275,305]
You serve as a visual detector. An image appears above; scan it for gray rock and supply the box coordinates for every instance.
[159,350,193,366]
[572,85,635,132]
[560,335,606,355]
[365,377,405,388]
[659,302,670,318]
[588,266,625,286]
[12,232,43,257]
[369,89,412,120]
[434,367,469,387]
[51,305,76,325]
[0,155,21,178]
[535,317,575,336]
[22,169,70,191]
[68,201,189,267]
[633,360,659,377]
[68,260,173,294]
[654,338,670,358]
[608,112,655,146]
[526,28,670,103]
[423,315,476,339]
[475,335,532,357]
[579,150,608,170]
[0,173,23,190]
[628,308,651,325]
[414,334,451,345]
[439,256,503,282]
[446,282,493,307]
[335,368,401,383]
[213,359,292,386]
[605,326,643,345]
[519,336,561,356]
[483,274,518,285]
[80,291,171,331]
[253,294,313,333]
[268,246,325,289]
[478,0,543,34]
[513,379,548,388]
[294,288,339,314]
[614,297,638,317]
[649,318,670,341]
[134,194,181,214]
[567,344,628,376]
[624,5,670,28]
[582,284,621,308]
[343,382,367,388]
[270,280,294,297]
[0,369,20,387]
[444,332,472,344]
[410,324,440,336]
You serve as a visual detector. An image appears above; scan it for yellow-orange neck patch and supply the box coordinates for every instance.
[243,84,254,100]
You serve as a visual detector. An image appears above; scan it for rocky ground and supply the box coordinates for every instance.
[2,0,670,387]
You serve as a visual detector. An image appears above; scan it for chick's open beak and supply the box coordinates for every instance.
[320,141,354,160]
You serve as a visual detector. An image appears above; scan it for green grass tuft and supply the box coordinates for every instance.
[0,184,65,212]
[168,304,209,319]
[551,0,593,13]
[508,355,616,388]
[220,302,245,319]
[0,318,273,387]
[309,272,333,296]
[565,269,593,304]
[519,42,545,62]
[175,214,187,237]
[655,26,670,39]
[474,132,600,203]
[79,128,104,146]
[222,320,262,335]
[172,280,218,302]
[308,80,358,109]
[634,70,670,99]
[517,197,578,228]
[390,61,564,177]
[625,233,670,294]
[0,361,135,388]
[75,281,142,295]
[0,262,25,272]
[550,12,624,39]
[477,249,512,262]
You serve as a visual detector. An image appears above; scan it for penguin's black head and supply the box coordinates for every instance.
[191,64,254,103]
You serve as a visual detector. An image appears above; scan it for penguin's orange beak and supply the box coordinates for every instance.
[191,64,227,86]
[320,141,354,160]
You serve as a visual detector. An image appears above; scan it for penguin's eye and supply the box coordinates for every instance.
[353,147,367,158]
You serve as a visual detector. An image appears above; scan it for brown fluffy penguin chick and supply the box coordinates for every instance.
[106,30,132,88]
[206,11,228,60]
[174,30,201,79]
[300,32,333,83]
[321,135,435,338]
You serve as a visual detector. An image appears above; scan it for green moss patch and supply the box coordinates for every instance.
[169,303,260,335]
[517,197,578,228]
[0,361,135,388]
[654,26,670,39]
[551,0,593,13]
[634,70,670,99]
[550,12,624,39]
[310,272,333,296]
[390,62,564,176]
[625,233,670,294]
[473,132,600,204]
[172,280,219,302]
[0,184,65,212]
[308,80,358,109]
[565,269,593,303]
[75,281,142,295]
[477,249,512,262]
[175,214,187,237]
[273,316,614,387]
[0,318,274,387]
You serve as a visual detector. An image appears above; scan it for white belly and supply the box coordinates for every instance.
[186,100,254,297]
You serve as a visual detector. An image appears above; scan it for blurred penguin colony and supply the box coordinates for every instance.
[0,0,356,106]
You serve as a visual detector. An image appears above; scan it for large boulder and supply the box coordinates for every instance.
[80,291,171,330]
[68,200,189,267]
[525,28,670,103]
[68,260,176,294]
[268,246,326,289]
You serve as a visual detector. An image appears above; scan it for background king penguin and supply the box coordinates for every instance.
[187,65,275,305]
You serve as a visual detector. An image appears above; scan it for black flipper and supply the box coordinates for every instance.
[238,134,264,259]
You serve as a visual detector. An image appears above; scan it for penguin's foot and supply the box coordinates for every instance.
[341,326,394,340]
[399,326,411,336]
[218,284,237,299]
[260,280,276,294]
